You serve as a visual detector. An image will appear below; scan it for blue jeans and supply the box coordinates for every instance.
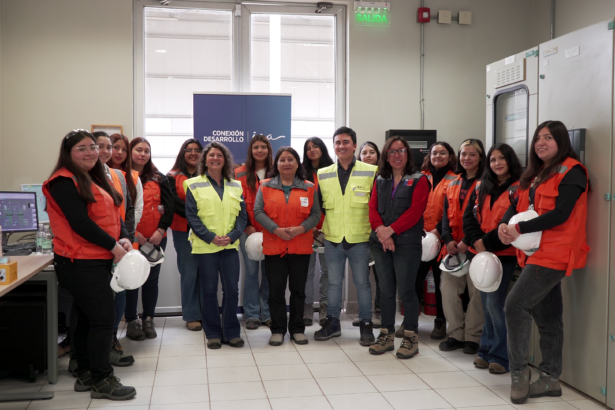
[239,232,270,321]
[172,229,202,322]
[114,291,125,330]
[198,249,241,341]
[477,256,516,370]
[324,240,372,321]
[305,251,328,305]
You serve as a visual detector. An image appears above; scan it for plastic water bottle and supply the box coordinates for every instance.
[36,223,44,254]
[42,225,53,255]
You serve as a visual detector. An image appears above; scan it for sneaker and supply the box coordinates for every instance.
[372,308,382,329]
[431,317,447,339]
[352,316,360,327]
[262,319,272,328]
[186,321,202,331]
[112,331,123,353]
[126,320,146,341]
[303,304,314,326]
[396,330,419,359]
[395,325,404,338]
[223,337,245,348]
[359,319,375,346]
[74,371,93,392]
[463,341,479,355]
[58,334,71,358]
[269,333,284,346]
[314,316,341,341]
[291,333,309,345]
[529,372,561,398]
[489,362,507,374]
[207,338,222,349]
[142,317,157,339]
[439,337,464,351]
[510,367,532,404]
[91,375,137,401]
[246,318,260,330]
[68,351,78,377]
[110,349,135,367]
[369,329,394,355]
[318,303,328,326]
[474,357,488,369]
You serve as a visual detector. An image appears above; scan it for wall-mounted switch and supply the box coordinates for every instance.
[438,10,451,24]
[459,10,472,25]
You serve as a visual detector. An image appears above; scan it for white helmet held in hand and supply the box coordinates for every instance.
[439,253,470,277]
[509,210,542,256]
[245,232,265,261]
[110,250,151,293]
[421,232,441,262]
[469,252,503,292]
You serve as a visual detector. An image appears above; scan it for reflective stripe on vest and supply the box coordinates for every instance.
[422,169,458,232]
[110,168,128,220]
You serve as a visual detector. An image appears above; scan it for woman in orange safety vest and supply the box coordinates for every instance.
[109,134,143,233]
[43,129,135,400]
[499,121,589,404]
[254,147,321,347]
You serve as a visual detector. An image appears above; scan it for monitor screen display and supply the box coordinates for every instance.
[0,191,39,233]
[21,184,49,223]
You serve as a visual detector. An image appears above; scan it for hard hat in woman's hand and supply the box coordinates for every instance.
[422,231,441,262]
[509,210,542,256]
[110,250,151,292]
[245,232,265,261]
[469,252,503,292]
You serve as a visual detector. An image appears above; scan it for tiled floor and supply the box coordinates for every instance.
[0,313,609,410]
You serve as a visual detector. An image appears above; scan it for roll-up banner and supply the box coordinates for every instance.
[193,92,292,164]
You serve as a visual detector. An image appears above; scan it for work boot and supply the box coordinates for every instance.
[314,316,341,341]
[269,334,284,346]
[474,357,488,369]
[291,333,309,345]
[303,304,314,326]
[245,319,260,330]
[319,303,328,326]
[510,367,532,404]
[395,325,404,338]
[352,316,360,327]
[463,341,479,355]
[112,331,123,353]
[369,329,394,355]
[68,351,78,377]
[90,375,137,401]
[529,372,561,398]
[397,330,419,359]
[431,317,447,339]
[74,371,93,392]
[372,308,382,329]
[126,320,146,341]
[110,349,135,367]
[489,362,507,374]
[439,337,464,351]
[359,319,375,346]
[58,334,71,358]
[186,321,202,331]
[142,317,157,338]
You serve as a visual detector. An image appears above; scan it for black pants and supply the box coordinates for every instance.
[126,237,167,321]
[54,255,115,382]
[265,253,311,336]
[415,259,445,320]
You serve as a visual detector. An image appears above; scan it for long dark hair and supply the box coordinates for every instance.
[199,142,234,182]
[269,147,306,181]
[357,141,381,165]
[421,141,457,172]
[130,137,159,184]
[520,120,579,190]
[302,137,334,183]
[110,134,137,202]
[378,137,416,178]
[49,130,122,206]
[455,139,486,177]
[478,143,522,208]
[245,135,273,193]
[171,138,203,175]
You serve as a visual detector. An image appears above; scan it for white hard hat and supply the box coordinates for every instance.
[422,232,441,262]
[140,242,165,267]
[509,210,542,256]
[440,253,470,277]
[245,232,265,261]
[110,250,151,293]
[469,252,503,292]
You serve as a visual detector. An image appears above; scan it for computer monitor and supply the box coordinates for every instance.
[21,184,49,223]
[0,191,39,242]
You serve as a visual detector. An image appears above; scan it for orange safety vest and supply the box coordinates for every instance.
[469,180,518,257]
[108,169,126,220]
[137,178,165,239]
[514,157,589,276]
[43,168,121,260]
[168,169,189,232]
[260,178,315,256]
[235,165,264,232]
[438,175,477,260]
[422,169,458,232]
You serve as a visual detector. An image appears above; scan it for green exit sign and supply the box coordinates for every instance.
[354,2,390,27]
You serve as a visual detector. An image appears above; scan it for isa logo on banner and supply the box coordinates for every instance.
[193,92,292,164]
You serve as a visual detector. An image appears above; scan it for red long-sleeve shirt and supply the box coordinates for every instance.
[369,177,430,234]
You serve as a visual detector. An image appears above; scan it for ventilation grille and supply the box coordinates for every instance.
[495,59,526,88]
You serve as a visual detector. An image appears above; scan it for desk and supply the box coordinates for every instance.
[0,254,56,402]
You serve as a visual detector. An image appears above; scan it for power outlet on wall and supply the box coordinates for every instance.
[459,10,472,25]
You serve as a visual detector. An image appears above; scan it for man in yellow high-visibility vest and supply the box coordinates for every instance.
[315,127,377,346]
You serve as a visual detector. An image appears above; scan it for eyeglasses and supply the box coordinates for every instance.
[278,159,296,165]
[386,148,407,157]
[72,145,100,154]
[185,148,202,154]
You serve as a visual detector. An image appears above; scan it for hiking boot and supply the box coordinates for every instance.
[68,351,78,377]
[91,375,136,401]
[318,303,328,326]
[291,333,308,345]
[439,337,464,351]
[303,304,314,326]
[142,317,157,338]
[110,349,135,367]
[58,334,71,358]
[474,357,488,369]
[352,316,360,327]
[74,371,93,392]
[510,367,532,404]
[269,333,284,346]
[372,308,382,329]
[314,316,341,341]
[395,325,404,338]
[397,330,419,359]
[529,372,561,398]
[186,321,202,331]
[223,337,244,348]
[359,319,375,346]
[262,319,272,328]
[463,341,479,355]
[112,331,123,353]
[126,320,146,341]
[489,362,507,374]
[431,318,447,339]
[369,329,394,355]
[246,319,260,330]
[207,338,221,349]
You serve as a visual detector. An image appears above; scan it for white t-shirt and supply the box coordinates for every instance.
[256,168,267,181]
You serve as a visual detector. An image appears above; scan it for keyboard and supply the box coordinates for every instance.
[2,241,36,256]
[3,248,33,256]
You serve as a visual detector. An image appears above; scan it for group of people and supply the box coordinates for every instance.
[46,119,588,405]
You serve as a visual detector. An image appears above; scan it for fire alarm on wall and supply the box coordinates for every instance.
[417,7,430,23]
